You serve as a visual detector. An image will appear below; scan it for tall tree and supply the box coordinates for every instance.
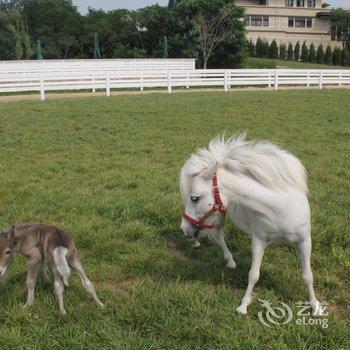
[269,39,278,59]
[287,43,293,60]
[309,43,316,63]
[331,9,350,48]
[316,44,324,64]
[294,41,300,61]
[325,45,333,65]
[300,41,309,62]
[279,43,286,60]
[175,0,245,69]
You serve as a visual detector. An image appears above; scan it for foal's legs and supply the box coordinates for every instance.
[191,238,201,248]
[213,229,236,269]
[24,248,42,307]
[298,237,322,316]
[50,264,66,315]
[69,257,103,306]
[236,237,266,315]
[39,261,49,282]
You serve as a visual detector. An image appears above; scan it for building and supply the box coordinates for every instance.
[234,0,338,48]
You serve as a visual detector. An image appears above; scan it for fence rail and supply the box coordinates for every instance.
[0,58,195,75]
[0,69,349,100]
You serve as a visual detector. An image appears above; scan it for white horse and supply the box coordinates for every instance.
[179,134,322,315]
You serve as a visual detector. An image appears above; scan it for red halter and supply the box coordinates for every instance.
[182,175,226,230]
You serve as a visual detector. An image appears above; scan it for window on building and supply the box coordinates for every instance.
[295,17,306,27]
[259,0,268,5]
[307,18,312,28]
[263,16,269,26]
[285,0,294,6]
[288,17,294,27]
[251,16,263,26]
[297,0,305,7]
[307,0,316,7]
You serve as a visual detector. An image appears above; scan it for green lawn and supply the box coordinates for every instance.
[0,89,349,349]
[246,57,348,69]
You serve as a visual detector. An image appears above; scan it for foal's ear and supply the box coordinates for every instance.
[6,226,15,239]
[203,161,218,179]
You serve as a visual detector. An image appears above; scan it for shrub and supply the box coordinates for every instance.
[316,45,324,64]
[269,39,279,59]
[341,46,350,66]
[294,41,300,61]
[301,41,309,62]
[325,45,333,65]
[332,47,342,65]
[309,43,316,63]
[256,37,263,58]
[287,43,294,60]
[262,39,270,58]
[248,39,255,57]
[279,43,287,60]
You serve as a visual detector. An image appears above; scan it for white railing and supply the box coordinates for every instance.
[0,58,196,75]
[0,69,349,100]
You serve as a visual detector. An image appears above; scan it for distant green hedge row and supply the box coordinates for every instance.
[248,38,350,66]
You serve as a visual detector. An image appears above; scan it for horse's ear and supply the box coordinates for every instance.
[203,161,218,179]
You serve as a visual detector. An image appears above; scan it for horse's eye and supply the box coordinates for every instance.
[191,196,199,203]
[4,250,11,255]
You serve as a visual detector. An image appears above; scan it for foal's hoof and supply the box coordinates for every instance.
[236,305,248,315]
[191,239,201,249]
[60,309,67,316]
[311,301,325,316]
[226,260,236,269]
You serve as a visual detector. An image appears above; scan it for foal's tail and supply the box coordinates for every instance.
[53,246,71,286]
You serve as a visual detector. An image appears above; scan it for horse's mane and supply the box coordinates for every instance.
[180,134,308,203]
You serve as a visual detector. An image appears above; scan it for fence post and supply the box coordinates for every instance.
[140,73,144,91]
[106,73,110,97]
[186,73,190,89]
[318,70,323,89]
[307,72,310,87]
[268,72,271,87]
[224,70,228,92]
[339,72,342,86]
[167,71,172,94]
[40,74,45,101]
[274,70,279,90]
[92,77,96,93]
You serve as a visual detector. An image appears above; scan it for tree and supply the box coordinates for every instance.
[342,46,350,66]
[316,44,324,64]
[325,45,333,65]
[287,43,293,60]
[301,41,309,62]
[175,0,245,69]
[309,43,316,63]
[255,37,263,58]
[294,41,300,61]
[331,9,350,48]
[279,43,286,60]
[332,47,342,66]
[269,39,278,59]
[248,39,255,57]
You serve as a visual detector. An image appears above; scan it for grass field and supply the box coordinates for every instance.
[0,89,349,349]
[246,57,349,69]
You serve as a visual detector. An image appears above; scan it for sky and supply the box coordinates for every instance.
[72,0,350,14]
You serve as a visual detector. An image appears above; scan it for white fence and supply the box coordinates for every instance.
[0,69,349,100]
[0,59,196,75]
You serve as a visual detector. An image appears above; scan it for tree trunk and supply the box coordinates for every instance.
[203,55,209,69]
